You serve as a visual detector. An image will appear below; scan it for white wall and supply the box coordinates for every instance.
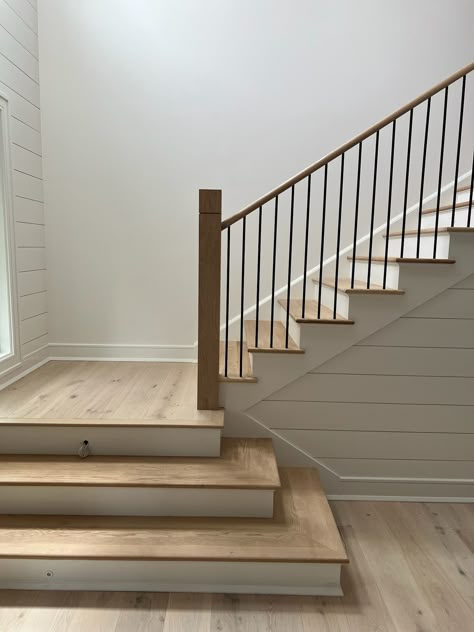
[37,0,474,359]
[250,274,474,498]
[0,0,48,382]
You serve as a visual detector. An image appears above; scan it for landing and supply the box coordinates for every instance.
[0,361,223,427]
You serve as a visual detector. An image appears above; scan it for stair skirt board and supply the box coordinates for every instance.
[0,425,222,457]
[0,559,344,596]
[0,487,275,517]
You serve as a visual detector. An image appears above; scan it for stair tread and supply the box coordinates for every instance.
[219,341,256,382]
[0,438,279,489]
[421,200,472,215]
[457,184,473,193]
[245,320,303,353]
[386,227,474,237]
[318,278,404,294]
[0,415,224,429]
[0,467,348,564]
[279,299,353,324]
[348,255,455,264]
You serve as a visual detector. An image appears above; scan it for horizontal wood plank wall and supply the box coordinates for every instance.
[251,282,474,495]
[0,0,48,366]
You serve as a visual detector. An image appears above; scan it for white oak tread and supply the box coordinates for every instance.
[0,468,348,564]
[0,438,280,490]
[219,341,257,382]
[279,299,354,324]
[316,277,405,295]
[244,320,303,354]
[457,184,473,193]
[0,415,224,428]
[421,200,472,215]
[386,227,474,237]
[349,255,456,264]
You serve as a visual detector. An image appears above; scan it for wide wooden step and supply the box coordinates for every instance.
[0,468,348,595]
[316,278,405,295]
[279,299,354,324]
[0,438,280,517]
[421,200,471,215]
[244,320,303,353]
[386,226,474,238]
[348,255,456,264]
[219,341,256,382]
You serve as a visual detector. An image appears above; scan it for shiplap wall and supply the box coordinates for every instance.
[0,0,48,370]
[251,274,474,496]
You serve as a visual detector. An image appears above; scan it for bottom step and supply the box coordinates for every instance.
[0,468,348,595]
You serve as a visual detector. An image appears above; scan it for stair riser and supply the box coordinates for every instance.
[0,559,343,596]
[421,208,471,229]
[0,486,274,517]
[457,189,473,204]
[0,426,221,457]
[349,261,399,288]
[386,234,451,258]
[312,283,350,318]
[277,302,301,346]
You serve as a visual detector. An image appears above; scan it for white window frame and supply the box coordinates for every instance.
[0,93,20,376]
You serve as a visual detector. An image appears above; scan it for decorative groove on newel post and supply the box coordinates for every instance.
[197,189,222,410]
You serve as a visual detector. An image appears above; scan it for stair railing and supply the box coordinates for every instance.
[197,61,474,407]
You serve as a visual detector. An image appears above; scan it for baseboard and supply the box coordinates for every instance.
[48,342,197,362]
[328,495,474,502]
[0,348,49,391]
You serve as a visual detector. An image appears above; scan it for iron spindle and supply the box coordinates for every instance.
[433,88,449,257]
[333,154,345,318]
[468,151,474,227]
[350,143,363,288]
[452,76,466,227]
[401,109,414,258]
[286,186,295,347]
[367,130,380,288]
[270,196,279,347]
[239,217,246,377]
[317,165,328,319]
[224,226,231,377]
[302,175,312,318]
[416,97,431,258]
[255,206,262,347]
[383,121,396,288]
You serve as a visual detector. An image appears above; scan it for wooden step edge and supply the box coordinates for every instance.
[278,299,354,325]
[247,346,305,354]
[219,375,258,383]
[244,320,304,354]
[0,416,225,429]
[0,468,348,564]
[0,438,281,490]
[313,278,404,295]
[421,200,471,215]
[386,227,474,237]
[456,184,473,193]
[348,255,456,264]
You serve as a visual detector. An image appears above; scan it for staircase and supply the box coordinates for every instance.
[1,62,473,594]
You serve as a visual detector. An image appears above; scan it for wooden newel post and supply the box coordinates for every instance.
[197,189,222,410]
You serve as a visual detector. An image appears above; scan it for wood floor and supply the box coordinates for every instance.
[0,500,472,631]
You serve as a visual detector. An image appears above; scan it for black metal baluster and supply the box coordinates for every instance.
[416,97,431,258]
[433,87,449,257]
[285,186,295,347]
[333,154,345,318]
[239,217,246,377]
[383,121,396,288]
[301,175,312,318]
[367,131,380,288]
[270,196,279,347]
[317,165,328,318]
[351,143,363,288]
[468,151,474,227]
[224,226,231,377]
[452,76,466,227]
[401,109,414,258]
[255,206,262,347]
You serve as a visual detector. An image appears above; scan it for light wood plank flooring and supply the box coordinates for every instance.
[0,500,472,631]
[0,361,223,426]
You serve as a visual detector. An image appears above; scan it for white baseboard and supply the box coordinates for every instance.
[48,342,197,362]
[328,495,474,503]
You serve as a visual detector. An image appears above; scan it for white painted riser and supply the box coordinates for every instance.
[0,425,221,457]
[386,234,451,258]
[0,559,343,596]
[312,282,349,317]
[456,189,473,204]
[349,261,399,288]
[421,209,471,229]
[0,486,274,517]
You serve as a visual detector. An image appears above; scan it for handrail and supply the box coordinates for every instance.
[221,61,474,229]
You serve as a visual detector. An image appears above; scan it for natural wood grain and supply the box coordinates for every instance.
[457,184,473,193]
[386,227,474,237]
[244,320,304,353]
[349,255,456,264]
[421,200,472,215]
[0,438,280,490]
[219,341,257,382]
[318,278,405,295]
[198,190,222,410]
[1,501,473,631]
[279,298,354,324]
[0,468,346,563]
[0,361,223,427]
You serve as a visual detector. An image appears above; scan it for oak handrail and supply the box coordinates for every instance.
[221,61,474,229]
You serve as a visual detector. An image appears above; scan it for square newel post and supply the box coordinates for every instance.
[197,189,222,410]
